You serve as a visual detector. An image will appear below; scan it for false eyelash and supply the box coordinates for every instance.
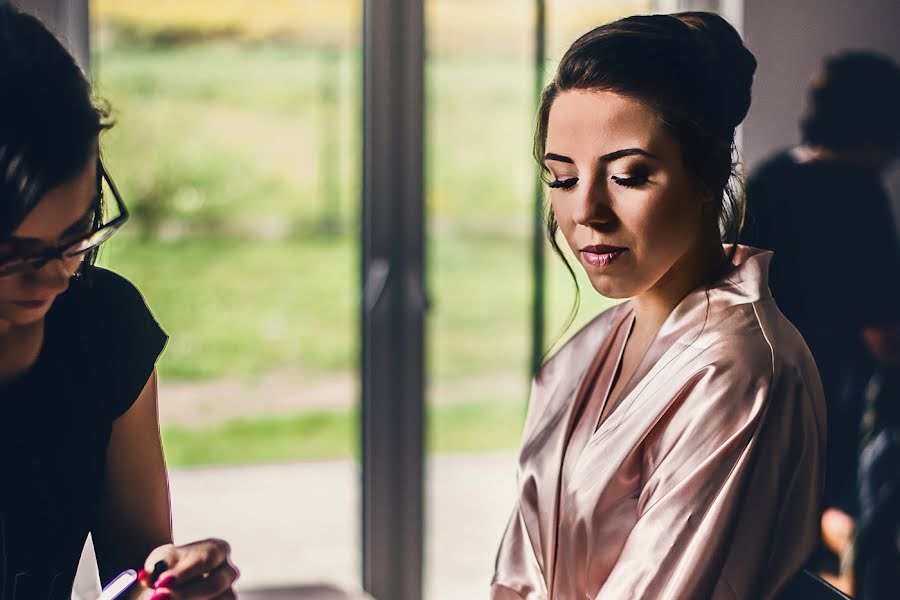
[611,175,648,188]
[548,177,578,190]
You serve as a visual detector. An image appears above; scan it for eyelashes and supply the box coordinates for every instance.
[548,177,578,190]
[610,174,649,188]
[547,174,650,190]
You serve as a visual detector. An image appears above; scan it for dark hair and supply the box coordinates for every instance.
[0,4,111,266]
[535,12,756,328]
[801,51,900,156]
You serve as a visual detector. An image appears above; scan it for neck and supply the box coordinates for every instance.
[632,227,728,334]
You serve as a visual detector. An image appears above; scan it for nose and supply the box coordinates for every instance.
[571,177,614,228]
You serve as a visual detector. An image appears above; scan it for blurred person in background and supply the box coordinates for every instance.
[742,51,900,595]
[815,368,900,599]
[492,12,825,599]
[0,5,237,599]
[852,365,900,599]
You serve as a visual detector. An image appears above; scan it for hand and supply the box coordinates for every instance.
[138,539,239,599]
[821,507,855,556]
[818,508,855,595]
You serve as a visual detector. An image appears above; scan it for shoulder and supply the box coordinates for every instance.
[62,266,168,420]
[76,265,147,305]
[746,149,796,187]
[680,299,823,412]
[700,298,815,372]
[77,264,167,346]
[748,298,822,383]
[709,301,825,444]
[644,303,824,460]
[673,309,775,415]
[65,266,163,330]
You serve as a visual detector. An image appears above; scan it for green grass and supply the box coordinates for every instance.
[162,400,527,466]
[99,235,357,380]
[94,43,360,238]
[163,409,357,465]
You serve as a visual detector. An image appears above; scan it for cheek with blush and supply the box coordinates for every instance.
[628,186,705,285]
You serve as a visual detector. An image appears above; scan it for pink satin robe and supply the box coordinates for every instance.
[492,246,826,599]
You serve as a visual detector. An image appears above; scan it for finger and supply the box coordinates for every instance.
[160,562,238,599]
[139,558,172,587]
[142,544,178,586]
[144,544,177,572]
[146,539,231,589]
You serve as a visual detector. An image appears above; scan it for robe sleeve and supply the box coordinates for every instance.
[595,353,823,600]
[491,507,546,600]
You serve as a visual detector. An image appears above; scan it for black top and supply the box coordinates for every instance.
[0,266,167,599]
[743,149,900,509]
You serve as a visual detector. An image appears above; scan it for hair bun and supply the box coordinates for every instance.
[674,12,757,131]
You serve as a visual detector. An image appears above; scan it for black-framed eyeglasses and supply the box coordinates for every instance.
[0,161,129,278]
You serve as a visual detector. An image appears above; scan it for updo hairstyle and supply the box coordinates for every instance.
[536,12,757,262]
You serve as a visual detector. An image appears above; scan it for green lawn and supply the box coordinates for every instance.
[162,399,528,466]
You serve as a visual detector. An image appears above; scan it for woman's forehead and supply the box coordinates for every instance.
[546,90,667,159]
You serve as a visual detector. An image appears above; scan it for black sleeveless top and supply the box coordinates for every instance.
[0,266,167,599]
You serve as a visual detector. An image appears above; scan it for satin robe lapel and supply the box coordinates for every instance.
[525,303,632,451]
[521,303,631,585]
[597,288,715,431]
[592,248,772,438]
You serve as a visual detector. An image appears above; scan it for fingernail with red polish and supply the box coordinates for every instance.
[136,569,149,584]
[154,575,176,590]
[150,592,172,600]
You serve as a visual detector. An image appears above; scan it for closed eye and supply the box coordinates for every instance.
[611,174,649,188]
[548,177,578,190]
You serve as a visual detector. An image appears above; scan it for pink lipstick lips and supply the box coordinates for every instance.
[580,244,627,268]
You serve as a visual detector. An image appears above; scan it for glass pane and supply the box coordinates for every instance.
[425,1,652,598]
[91,1,361,594]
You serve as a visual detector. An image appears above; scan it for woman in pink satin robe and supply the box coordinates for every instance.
[492,13,826,600]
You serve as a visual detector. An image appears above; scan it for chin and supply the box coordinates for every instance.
[586,276,641,300]
[0,305,50,326]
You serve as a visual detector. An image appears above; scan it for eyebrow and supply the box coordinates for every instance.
[544,148,661,165]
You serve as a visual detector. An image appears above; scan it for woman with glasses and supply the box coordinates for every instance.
[492,12,825,599]
[0,5,236,599]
